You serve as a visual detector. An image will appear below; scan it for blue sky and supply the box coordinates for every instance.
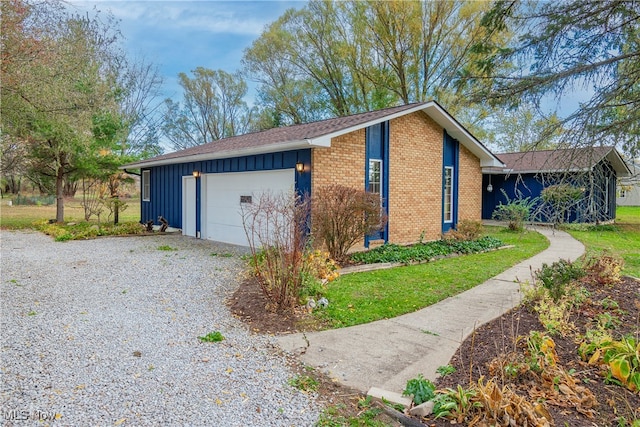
[67,1,302,103]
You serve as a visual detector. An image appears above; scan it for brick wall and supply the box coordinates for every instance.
[311,111,483,247]
[458,144,483,222]
[311,128,365,192]
[388,112,444,244]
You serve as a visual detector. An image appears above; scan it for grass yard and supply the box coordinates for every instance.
[0,196,141,229]
[565,205,640,278]
[316,227,549,328]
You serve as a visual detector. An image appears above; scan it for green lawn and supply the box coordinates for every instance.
[316,227,549,328]
[565,206,640,278]
[0,196,141,229]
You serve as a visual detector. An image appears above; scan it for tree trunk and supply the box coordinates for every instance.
[55,167,64,223]
[63,179,78,197]
[113,195,119,225]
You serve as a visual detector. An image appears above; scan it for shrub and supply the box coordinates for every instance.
[535,259,585,302]
[299,250,339,301]
[241,191,311,312]
[311,185,387,263]
[540,183,583,225]
[11,194,55,206]
[491,190,537,231]
[443,220,484,241]
[583,253,623,286]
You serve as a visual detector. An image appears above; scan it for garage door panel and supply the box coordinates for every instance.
[202,169,294,246]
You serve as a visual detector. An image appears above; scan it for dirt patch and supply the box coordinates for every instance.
[228,277,317,334]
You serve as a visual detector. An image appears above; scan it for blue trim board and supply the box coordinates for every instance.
[364,121,389,247]
[442,131,459,233]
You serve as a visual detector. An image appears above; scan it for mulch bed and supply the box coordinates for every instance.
[229,275,640,426]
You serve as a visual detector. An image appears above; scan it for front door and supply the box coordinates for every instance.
[182,176,196,237]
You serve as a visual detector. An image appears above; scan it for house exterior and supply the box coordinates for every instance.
[617,159,640,206]
[482,147,631,223]
[123,101,503,247]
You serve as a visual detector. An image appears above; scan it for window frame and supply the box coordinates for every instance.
[142,170,150,202]
[368,159,382,196]
[444,166,454,223]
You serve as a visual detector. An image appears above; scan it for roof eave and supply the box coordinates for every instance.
[308,101,504,168]
[605,149,632,177]
[120,139,319,169]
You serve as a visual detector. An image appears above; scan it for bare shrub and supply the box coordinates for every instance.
[80,178,106,222]
[443,219,484,241]
[311,185,387,263]
[241,191,310,312]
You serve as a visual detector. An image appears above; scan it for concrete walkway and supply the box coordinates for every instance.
[275,226,585,394]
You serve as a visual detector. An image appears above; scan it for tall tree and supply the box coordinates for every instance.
[162,68,254,150]
[1,0,156,222]
[244,0,510,127]
[469,0,640,156]
[484,103,565,152]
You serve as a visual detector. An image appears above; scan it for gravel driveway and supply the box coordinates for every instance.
[0,230,320,426]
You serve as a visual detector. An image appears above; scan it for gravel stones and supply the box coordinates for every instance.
[0,230,320,426]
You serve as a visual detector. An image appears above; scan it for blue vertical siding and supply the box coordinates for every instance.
[140,149,312,229]
[364,121,389,246]
[442,131,459,233]
[481,159,617,223]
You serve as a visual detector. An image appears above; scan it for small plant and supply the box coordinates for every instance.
[535,259,585,302]
[210,252,233,257]
[288,374,319,393]
[526,331,558,373]
[601,297,620,310]
[434,385,480,422]
[436,364,456,377]
[198,331,224,343]
[491,190,537,231]
[579,332,640,392]
[584,253,624,286]
[403,374,436,405]
[157,245,177,251]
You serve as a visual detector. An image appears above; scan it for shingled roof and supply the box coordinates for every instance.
[490,147,630,176]
[123,101,503,169]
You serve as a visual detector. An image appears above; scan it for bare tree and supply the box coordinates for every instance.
[162,68,254,150]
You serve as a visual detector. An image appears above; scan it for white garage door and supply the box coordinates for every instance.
[201,169,295,246]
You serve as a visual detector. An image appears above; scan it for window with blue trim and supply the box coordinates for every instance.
[444,166,453,222]
[368,159,382,195]
[142,170,150,202]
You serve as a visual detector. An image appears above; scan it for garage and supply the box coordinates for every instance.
[200,169,295,246]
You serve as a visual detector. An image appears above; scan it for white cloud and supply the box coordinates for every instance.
[70,1,283,36]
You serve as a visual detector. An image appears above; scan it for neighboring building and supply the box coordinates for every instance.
[123,101,502,247]
[617,159,640,206]
[482,147,631,223]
